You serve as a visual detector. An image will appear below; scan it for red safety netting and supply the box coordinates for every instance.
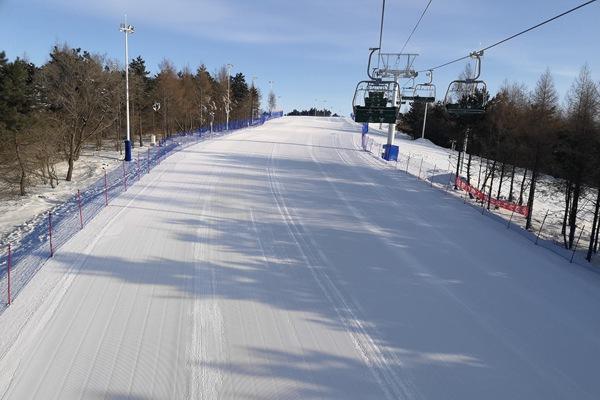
[455,177,529,217]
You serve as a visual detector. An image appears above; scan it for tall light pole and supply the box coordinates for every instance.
[268,80,275,114]
[250,76,257,125]
[226,63,233,130]
[119,20,134,162]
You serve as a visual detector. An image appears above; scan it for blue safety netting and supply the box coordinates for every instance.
[0,113,282,310]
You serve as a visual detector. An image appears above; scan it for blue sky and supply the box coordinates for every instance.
[1,0,599,115]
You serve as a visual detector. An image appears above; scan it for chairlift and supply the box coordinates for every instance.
[400,78,417,103]
[444,51,487,116]
[412,70,436,103]
[353,48,400,124]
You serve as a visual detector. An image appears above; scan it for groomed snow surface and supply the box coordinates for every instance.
[1,116,600,399]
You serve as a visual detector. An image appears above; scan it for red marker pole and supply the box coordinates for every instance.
[77,189,83,229]
[7,244,11,305]
[104,169,108,206]
[49,212,54,257]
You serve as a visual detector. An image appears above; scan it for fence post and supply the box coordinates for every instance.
[571,226,586,263]
[535,210,549,245]
[77,189,83,229]
[418,158,423,180]
[49,212,54,257]
[448,163,454,190]
[406,156,411,174]
[507,209,516,229]
[104,169,108,206]
[481,193,487,214]
[123,161,127,191]
[147,148,150,173]
[7,244,11,305]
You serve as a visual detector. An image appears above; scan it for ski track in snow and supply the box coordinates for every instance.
[1,117,600,399]
[266,143,415,400]
[190,158,225,400]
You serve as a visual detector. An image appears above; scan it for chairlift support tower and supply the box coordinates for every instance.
[374,52,418,148]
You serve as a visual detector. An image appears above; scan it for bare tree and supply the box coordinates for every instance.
[524,69,559,230]
[268,90,277,113]
[38,45,120,181]
[555,65,600,248]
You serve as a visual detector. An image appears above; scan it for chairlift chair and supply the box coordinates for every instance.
[400,78,417,103]
[352,48,400,124]
[412,70,436,103]
[444,51,487,116]
[353,81,400,124]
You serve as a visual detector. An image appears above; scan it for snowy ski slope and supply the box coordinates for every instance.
[1,116,600,399]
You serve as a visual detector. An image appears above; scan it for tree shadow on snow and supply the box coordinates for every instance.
[51,143,600,399]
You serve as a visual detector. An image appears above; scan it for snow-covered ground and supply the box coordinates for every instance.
[363,123,598,255]
[0,145,154,250]
[1,116,600,399]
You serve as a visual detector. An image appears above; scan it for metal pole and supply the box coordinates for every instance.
[421,102,429,139]
[49,212,54,257]
[535,210,549,245]
[77,189,83,229]
[507,209,516,229]
[447,157,453,189]
[226,64,232,130]
[250,76,256,125]
[387,77,397,148]
[123,160,127,191]
[378,0,386,51]
[123,23,133,161]
[104,169,108,206]
[571,226,586,263]
[7,244,11,305]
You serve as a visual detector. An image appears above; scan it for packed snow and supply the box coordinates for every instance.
[1,116,600,399]
[365,124,600,254]
[0,146,146,249]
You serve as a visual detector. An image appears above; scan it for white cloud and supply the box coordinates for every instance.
[32,0,373,47]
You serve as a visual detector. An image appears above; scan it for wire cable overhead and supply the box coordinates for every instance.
[399,0,433,55]
[419,0,597,73]
[377,0,386,69]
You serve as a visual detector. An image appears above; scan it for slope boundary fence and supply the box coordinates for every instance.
[359,129,598,269]
[0,113,283,311]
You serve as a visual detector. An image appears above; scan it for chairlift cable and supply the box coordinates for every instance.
[417,0,597,73]
[377,0,386,69]
[399,0,434,55]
